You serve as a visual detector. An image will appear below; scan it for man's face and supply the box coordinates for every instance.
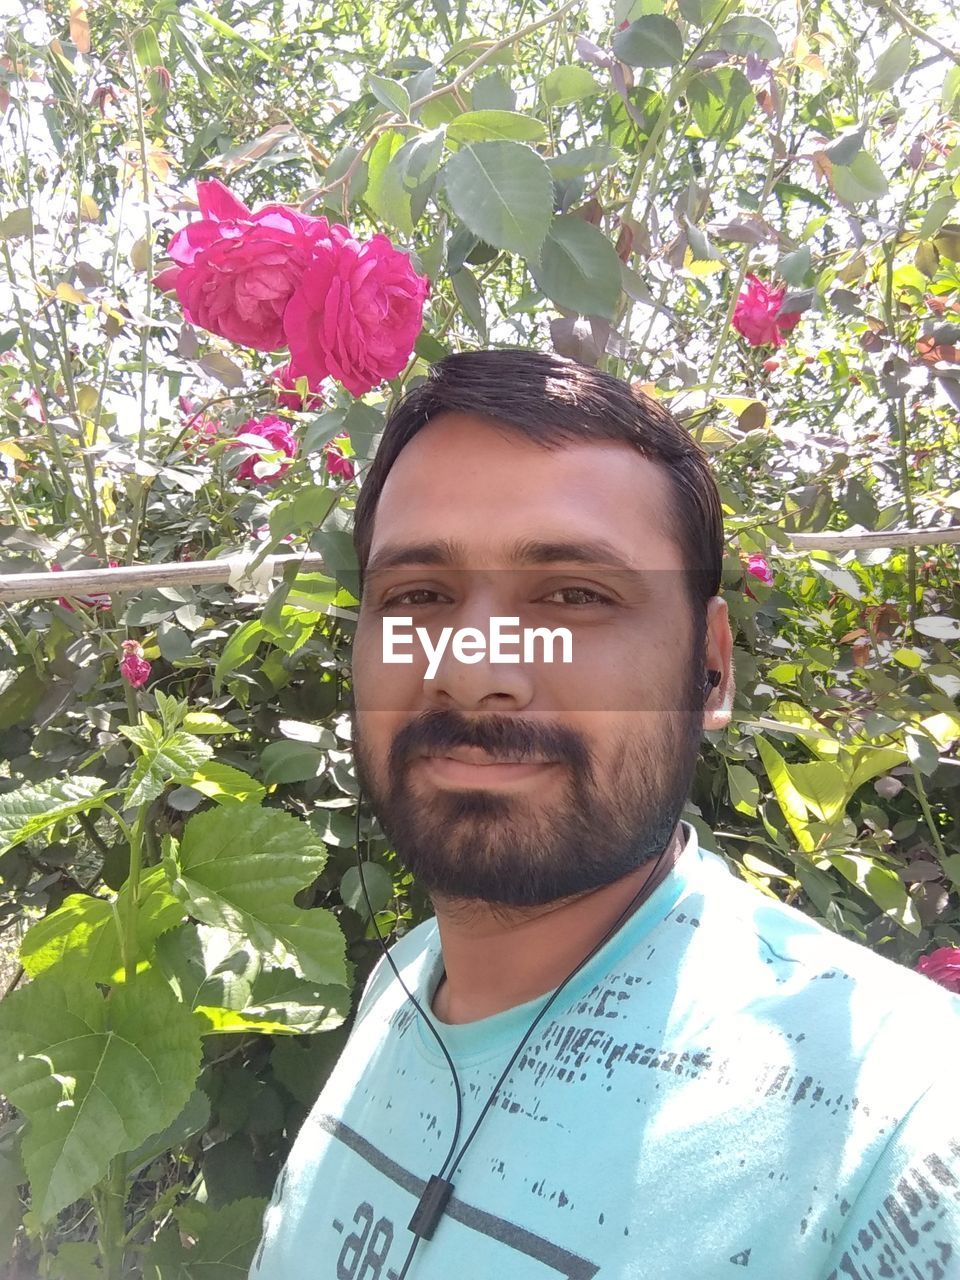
[351,412,725,908]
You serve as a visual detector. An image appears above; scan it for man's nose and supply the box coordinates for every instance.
[425,604,537,712]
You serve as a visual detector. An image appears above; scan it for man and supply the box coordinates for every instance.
[251,349,960,1279]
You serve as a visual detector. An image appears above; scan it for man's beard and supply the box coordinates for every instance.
[351,664,707,909]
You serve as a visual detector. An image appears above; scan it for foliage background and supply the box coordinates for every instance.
[0,0,959,1272]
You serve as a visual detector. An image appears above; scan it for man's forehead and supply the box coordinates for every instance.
[368,411,680,569]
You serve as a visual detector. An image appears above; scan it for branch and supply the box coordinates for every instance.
[872,0,960,64]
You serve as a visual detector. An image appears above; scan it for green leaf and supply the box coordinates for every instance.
[365,129,414,237]
[613,15,684,67]
[157,923,349,1035]
[340,862,394,916]
[260,740,326,784]
[366,73,411,116]
[914,615,960,639]
[0,665,47,731]
[0,208,33,240]
[186,5,270,59]
[905,729,940,776]
[143,1196,268,1279]
[20,867,185,983]
[726,762,759,816]
[446,110,547,145]
[181,761,266,805]
[687,67,754,141]
[443,140,554,261]
[678,0,727,24]
[540,65,601,108]
[866,34,912,94]
[214,619,265,693]
[180,712,240,736]
[787,760,848,822]
[832,152,889,204]
[271,1031,350,1107]
[545,143,624,179]
[777,244,812,285]
[451,266,487,337]
[0,968,202,1223]
[807,559,863,600]
[125,1088,211,1176]
[132,25,163,68]
[166,806,348,986]
[530,216,623,320]
[0,776,110,854]
[827,854,919,934]
[712,16,783,59]
[122,727,214,809]
[919,191,956,240]
[756,736,813,851]
[0,1146,23,1263]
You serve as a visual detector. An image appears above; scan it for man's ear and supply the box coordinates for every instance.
[702,596,734,731]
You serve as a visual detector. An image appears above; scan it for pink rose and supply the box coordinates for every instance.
[120,640,151,689]
[732,275,802,348]
[154,180,331,351]
[914,946,960,994]
[324,433,355,481]
[746,553,774,586]
[283,227,430,397]
[228,414,297,484]
[269,361,326,412]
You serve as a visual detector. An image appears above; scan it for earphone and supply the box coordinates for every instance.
[704,668,721,698]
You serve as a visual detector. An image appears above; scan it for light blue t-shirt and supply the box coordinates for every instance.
[251,822,960,1279]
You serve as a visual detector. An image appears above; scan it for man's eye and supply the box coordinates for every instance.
[381,589,446,608]
[542,587,612,606]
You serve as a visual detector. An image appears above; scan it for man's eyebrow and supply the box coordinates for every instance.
[365,537,638,574]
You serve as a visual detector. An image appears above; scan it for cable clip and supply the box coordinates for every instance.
[408,1174,455,1240]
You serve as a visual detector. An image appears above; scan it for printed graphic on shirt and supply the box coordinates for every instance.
[253,1113,600,1280]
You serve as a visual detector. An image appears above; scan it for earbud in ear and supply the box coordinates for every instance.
[703,669,721,699]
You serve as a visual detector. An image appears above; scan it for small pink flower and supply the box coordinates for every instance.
[120,640,151,689]
[51,559,118,612]
[269,361,326,412]
[733,275,801,348]
[283,226,430,397]
[228,414,297,484]
[154,180,332,351]
[914,946,960,994]
[178,399,222,460]
[746,554,774,586]
[324,434,355,481]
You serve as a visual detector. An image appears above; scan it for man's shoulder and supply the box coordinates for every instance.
[354,914,439,1022]
[691,843,960,1039]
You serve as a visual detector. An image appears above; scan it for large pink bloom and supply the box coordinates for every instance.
[283,226,430,397]
[154,180,331,351]
[228,414,297,484]
[914,946,960,994]
[732,275,801,348]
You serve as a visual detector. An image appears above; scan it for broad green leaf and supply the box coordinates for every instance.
[687,67,754,141]
[0,665,48,731]
[214,619,265,692]
[846,746,907,795]
[366,73,410,116]
[921,710,960,748]
[132,25,163,68]
[545,143,624,179]
[919,191,956,240]
[807,559,863,600]
[530,216,623,320]
[144,1196,268,1279]
[0,968,202,1223]
[166,806,348,986]
[0,208,32,240]
[756,736,814,851]
[827,854,920,934]
[46,1243,99,1279]
[20,867,185,983]
[832,152,889,204]
[678,0,727,24]
[0,1146,23,1262]
[182,761,266,805]
[123,727,213,809]
[446,110,547,145]
[340,862,394,916]
[443,140,554,261]
[187,5,270,59]
[0,776,110,854]
[540,65,601,108]
[181,711,241,735]
[260,740,326,784]
[713,16,783,59]
[777,244,812,285]
[271,1031,350,1107]
[613,15,684,67]
[726,762,759,816]
[787,760,848,822]
[125,1088,211,1176]
[157,923,349,1035]
[382,128,446,232]
[905,729,940,776]
[866,34,912,94]
[365,129,413,236]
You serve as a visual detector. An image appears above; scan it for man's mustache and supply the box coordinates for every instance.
[387,709,592,774]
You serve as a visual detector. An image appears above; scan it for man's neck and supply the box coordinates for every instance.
[429,823,686,1025]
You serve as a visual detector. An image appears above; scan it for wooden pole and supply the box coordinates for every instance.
[0,526,957,604]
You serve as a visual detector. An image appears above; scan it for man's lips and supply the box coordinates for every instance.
[414,747,560,788]
[421,746,554,766]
